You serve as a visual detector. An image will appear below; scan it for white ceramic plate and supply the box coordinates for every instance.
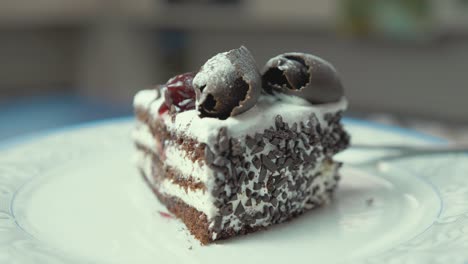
[1,118,467,264]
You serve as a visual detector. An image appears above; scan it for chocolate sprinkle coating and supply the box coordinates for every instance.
[199,111,349,237]
[258,167,267,182]
[251,144,264,155]
[194,46,261,120]
[235,202,245,216]
[252,156,261,169]
[261,52,343,104]
[245,135,256,149]
[204,147,215,165]
[221,204,233,215]
[261,154,278,172]
[238,172,247,185]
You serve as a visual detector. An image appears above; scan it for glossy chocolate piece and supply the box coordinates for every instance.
[193,46,261,120]
[262,53,343,104]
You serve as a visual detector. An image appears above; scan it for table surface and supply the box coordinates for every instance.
[0,93,131,141]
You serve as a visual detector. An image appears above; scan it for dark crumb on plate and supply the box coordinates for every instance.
[188,246,192,250]
[366,198,374,206]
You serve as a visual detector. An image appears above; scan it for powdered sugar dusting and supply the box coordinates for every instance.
[193,46,261,117]
[133,89,159,109]
[227,46,260,85]
[287,52,337,72]
[193,51,235,91]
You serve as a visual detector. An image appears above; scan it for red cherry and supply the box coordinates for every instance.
[158,72,196,115]
[158,103,169,115]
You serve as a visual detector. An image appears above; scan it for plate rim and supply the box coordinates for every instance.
[0,116,446,152]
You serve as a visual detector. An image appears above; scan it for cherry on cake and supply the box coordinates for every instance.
[132,46,349,244]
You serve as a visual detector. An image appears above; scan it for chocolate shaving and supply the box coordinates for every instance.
[246,135,256,149]
[221,204,233,215]
[252,156,261,169]
[196,112,349,239]
[194,46,261,119]
[213,156,228,167]
[235,202,245,216]
[262,154,278,172]
[258,167,267,182]
[205,147,215,165]
[261,52,344,104]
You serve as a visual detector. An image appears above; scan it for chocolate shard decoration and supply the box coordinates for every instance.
[235,202,245,216]
[261,52,343,104]
[194,46,261,120]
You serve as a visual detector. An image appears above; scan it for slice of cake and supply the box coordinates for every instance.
[133,46,349,244]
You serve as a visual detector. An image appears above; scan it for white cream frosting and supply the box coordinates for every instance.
[137,157,218,219]
[133,89,159,109]
[131,123,156,151]
[158,179,217,218]
[164,146,213,183]
[134,88,347,147]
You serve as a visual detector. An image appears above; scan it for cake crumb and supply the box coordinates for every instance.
[188,246,192,250]
[366,198,374,206]
[159,211,174,219]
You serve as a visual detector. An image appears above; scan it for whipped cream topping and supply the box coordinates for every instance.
[132,123,156,151]
[133,89,159,109]
[134,88,347,147]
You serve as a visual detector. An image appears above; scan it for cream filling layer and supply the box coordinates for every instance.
[158,179,217,219]
[135,149,217,219]
[132,122,212,183]
[164,146,212,183]
[131,123,156,151]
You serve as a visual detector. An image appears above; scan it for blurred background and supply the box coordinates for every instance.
[0,0,467,141]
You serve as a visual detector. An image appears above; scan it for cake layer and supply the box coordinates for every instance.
[164,147,212,183]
